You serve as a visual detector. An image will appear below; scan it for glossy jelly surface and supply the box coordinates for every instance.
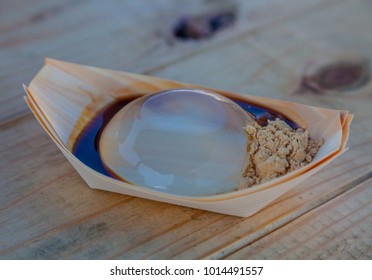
[99,89,255,196]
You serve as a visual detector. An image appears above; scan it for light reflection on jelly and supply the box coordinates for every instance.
[99,89,255,196]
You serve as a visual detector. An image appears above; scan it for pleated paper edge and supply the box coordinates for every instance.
[22,59,353,216]
[24,59,352,200]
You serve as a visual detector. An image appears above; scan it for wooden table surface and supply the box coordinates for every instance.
[0,0,371,259]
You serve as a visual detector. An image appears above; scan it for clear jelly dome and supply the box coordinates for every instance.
[99,89,255,196]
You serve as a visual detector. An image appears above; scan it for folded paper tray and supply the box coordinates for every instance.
[23,59,352,217]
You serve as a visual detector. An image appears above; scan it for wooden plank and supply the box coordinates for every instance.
[1,0,371,259]
[134,0,372,258]
[151,0,372,119]
[0,114,369,259]
[225,179,372,259]
[0,0,331,122]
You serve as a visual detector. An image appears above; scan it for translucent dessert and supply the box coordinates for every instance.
[99,89,255,196]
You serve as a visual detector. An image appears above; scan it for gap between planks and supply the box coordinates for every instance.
[203,171,372,259]
[224,178,372,259]
[0,116,369,258]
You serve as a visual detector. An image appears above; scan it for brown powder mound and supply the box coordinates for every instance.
[242,119,324,187]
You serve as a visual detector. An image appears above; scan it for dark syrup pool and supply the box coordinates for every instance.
[73,95,298,178]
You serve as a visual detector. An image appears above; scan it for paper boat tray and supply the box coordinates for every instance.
[23,59,352,217]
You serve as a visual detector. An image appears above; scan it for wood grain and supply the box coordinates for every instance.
[225,178,372,259]
[0,107,370,259]
[0,0,371,259]
[0,0,330,122]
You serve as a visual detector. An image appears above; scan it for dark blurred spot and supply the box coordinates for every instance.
[315,62,369,91]
[209,13,235,32]
[173,11,236,40]
[30,5,64,23]
[297,61,369,94]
